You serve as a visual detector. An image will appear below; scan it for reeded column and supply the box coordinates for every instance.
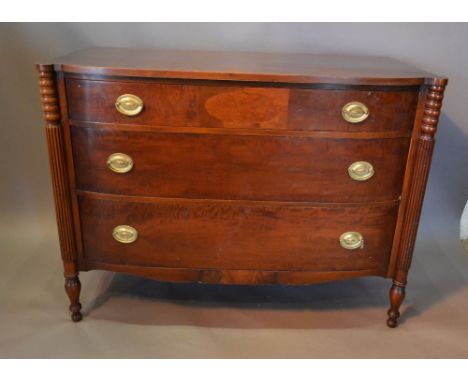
[37,64,82,322]
[387,81,447,328]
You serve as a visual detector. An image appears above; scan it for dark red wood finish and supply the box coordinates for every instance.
[71,126,410,203]
[386,83,446,327]
[66,78,418,133]
[54,47,436,85]
[36,48,447,327]
[77,193,399,272]
[37,65,82,322]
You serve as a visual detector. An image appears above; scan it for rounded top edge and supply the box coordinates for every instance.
[56,64,430,87]
[36,63,55,72]
[424,77,448,86]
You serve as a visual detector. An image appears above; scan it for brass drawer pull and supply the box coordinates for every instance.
[107,153,134,174]
[113,225,138,244]
[342,101,369,123]
[115,94,144,116]
[340,232,364,250]
[348,161,374,181]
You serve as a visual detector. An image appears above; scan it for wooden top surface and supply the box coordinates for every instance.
[50,47,446,85]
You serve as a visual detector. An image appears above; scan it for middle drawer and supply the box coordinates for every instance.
[71,126,409,203]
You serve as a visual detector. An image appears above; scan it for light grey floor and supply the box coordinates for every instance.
[1,208,467,358]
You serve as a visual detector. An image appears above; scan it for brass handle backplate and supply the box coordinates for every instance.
[112,225,138,244]
[107,153,134,174]
[340,232,364,250]
[115,94,144,116]
[342,101,369,123]
[348,161,374,181]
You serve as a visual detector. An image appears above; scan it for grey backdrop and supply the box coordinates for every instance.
[1,23,467,241]
[1,23,468,358]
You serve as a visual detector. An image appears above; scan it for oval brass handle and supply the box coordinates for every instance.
[112,225,138,244]
[106,153,134,174]
[340,232,364,250]
[342,101,369,123]
[115,94,144,116]
[348,161,374,181]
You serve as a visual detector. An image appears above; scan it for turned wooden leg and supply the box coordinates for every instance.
[387,281,406,328]
[385,83,446,328]
[65,275,82,322]
[37,66,82,322]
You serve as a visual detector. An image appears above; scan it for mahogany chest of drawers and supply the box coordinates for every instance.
[36,48,447,327]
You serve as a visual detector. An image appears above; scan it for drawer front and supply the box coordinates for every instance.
[288,88,418,133]
[72,126,409,203]
[78,195,398,272]
[66,79,289,129]
[66,79,418,133]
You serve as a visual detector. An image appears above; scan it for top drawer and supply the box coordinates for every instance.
[65,78,419,133]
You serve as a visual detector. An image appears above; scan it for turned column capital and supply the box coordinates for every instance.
[420,83,446,138]
[36,64,61,124]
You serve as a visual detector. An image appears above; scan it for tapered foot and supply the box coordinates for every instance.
[387,282,405,328]
[70,304,83,322]
[65,275,82,322]
[386,309,400,328]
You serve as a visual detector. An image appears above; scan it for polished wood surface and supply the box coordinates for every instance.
[66,78,418,132]
[387,83,446,327]
[67,79,289,130]
[54,47,443,85]
[80,263,386,285]
[288,88,418,133]
[36,48,447,326]
[78,193,398,272]
[71,126,410,203]
[36,65,82,322]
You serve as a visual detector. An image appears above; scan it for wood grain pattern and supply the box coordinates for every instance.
[80,262,386,285]
[54,47,443,85]
[66,79,289,129]
[69,120,412,139]
[288,88,418,133]
[36,64,82,322]
[71,126,410,203]
[387,81,447,327]
[37,48,448,325]
[66,78,418,133]
[77,193,399,272]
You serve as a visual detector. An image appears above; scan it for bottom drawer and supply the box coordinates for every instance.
[78,194,399,272]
